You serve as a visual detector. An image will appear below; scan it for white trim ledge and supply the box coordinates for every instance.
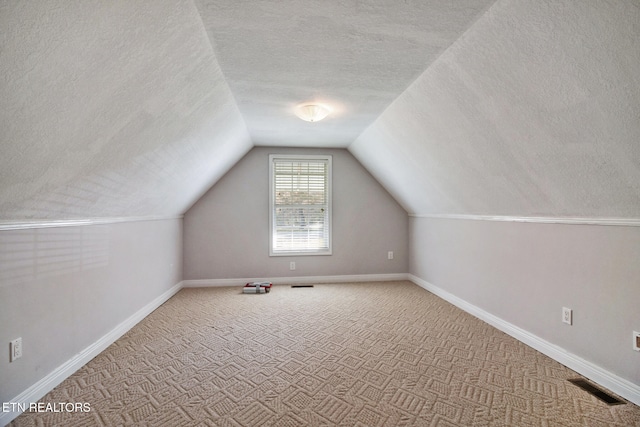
[183,273,410,288]
[0,215,183,231]
[0,282,184,427]
[408,274,640,406]
[409,214,640,227]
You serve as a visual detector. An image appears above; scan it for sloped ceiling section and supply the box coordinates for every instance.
[194,0,496,148]
[350,0,640,217]
[0,0,251,221]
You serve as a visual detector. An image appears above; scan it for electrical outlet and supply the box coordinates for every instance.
[562,307,572,325]
[634,331,640,351]
[10,337,22,362]
[289,261,296,271]
[387,251,394,260]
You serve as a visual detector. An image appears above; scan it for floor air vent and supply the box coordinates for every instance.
[567,379,625,405]
[291,285,314,288]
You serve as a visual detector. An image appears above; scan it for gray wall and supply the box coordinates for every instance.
[0,218,183,403]
[409,216,640,384]
[184,147,408,280]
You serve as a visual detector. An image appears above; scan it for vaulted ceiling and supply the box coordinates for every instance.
[352,0,640,217]
[195,0,494,147]
[1,0,639,221]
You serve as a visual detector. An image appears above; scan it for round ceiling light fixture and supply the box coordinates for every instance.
[295,103,332,122]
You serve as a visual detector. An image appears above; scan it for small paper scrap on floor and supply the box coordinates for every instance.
[242,282,272,294]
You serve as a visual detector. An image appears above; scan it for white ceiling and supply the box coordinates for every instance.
[195,0,495,147]
[1,0,639,221]
[0,0,251,220]
[351,0,640,216]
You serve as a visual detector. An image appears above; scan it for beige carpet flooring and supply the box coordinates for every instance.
[11,281,640,426]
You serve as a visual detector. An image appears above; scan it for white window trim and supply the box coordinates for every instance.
[269,154,332,256]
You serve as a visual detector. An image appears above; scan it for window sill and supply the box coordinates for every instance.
[269,250,332,257]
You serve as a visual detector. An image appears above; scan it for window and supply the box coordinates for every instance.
[269,154,332,256]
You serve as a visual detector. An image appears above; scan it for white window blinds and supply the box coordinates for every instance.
[269,155,332,256]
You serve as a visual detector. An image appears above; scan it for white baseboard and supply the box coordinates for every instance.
[408,274,640,406]
[182,273,410,288]
[0,281,184,427]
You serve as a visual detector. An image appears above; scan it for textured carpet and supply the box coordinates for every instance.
[11,281,640,426]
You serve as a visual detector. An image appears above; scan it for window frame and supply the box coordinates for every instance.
[269,154,332,257]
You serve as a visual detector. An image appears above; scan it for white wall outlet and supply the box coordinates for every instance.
[634,331,640,351]
[289,261,296,271]
[388,251,394,260]
[562,307,572,325]
[10,337,22,362]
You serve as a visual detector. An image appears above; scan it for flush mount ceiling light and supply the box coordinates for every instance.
[295,103,332,122]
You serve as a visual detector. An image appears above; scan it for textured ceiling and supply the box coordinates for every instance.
[194,0,495,147]
[0,0,251,221]
[351,0,640,217]
[1,0,638,222]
